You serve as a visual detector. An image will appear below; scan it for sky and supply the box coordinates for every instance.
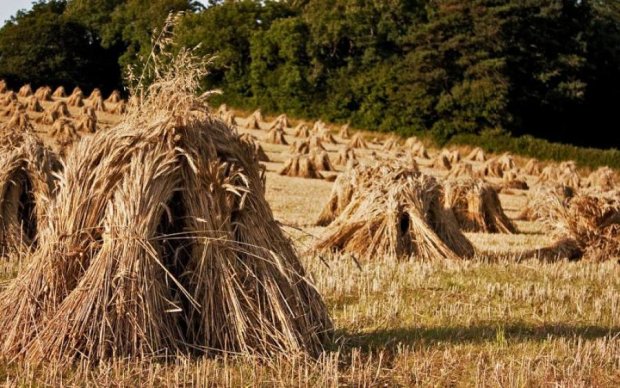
[0,1,210,25]
[0,0,33,24]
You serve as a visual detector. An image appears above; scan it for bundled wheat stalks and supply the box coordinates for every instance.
[531,192,620,261]
[239,133,269,162]
[26,96,43,112]
[294,123,310,138]
[0,131,57,257]
[52,86,66,98]
[443,179,517,234]
[481,158,504,178]
[67,88,84,107]
[244,113,261,129]
[466,147,486,162]
[34,86,52,101]
[264,127,288,145]
[290,140,310,154]
[279,155,323,179]
[50,119,80,147]
[2,111,33,132]
[335,147,356,165]
[347,133,367,149]
[223,111,237,126]
[18,84,33,97]
[105,90,121,104]
[431,154,452,170]
[446,162,476,179]
[516,185,575,221]
[0,48,332,364]
[40,100,71,124]
[338,124,350,139]
[309,150,333,172]
[523,159,541,175]
[586,166,616,191]
[314,163,474,260]
[110,100,127,115]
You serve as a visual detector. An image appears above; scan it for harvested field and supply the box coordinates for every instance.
[0,63,618,386]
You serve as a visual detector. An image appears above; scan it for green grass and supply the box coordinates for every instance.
[448,132,620,170]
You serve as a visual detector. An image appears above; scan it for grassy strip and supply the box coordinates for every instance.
[448,133,620,170]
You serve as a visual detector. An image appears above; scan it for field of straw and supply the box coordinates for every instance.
[0,58,619,386]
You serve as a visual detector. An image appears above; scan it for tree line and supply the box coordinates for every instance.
[1,0,618,149]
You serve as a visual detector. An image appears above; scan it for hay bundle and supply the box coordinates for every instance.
[313,164,474,260]
[2,111,33,132]
[2,101,24,117]
[88,90,107,112]
[86,88,102,101]
[50,119,80,146]
[446,162,476,179]
[290,140,310,154]
[466,147,486,162]
[0,79,7,93]
[523,159,542,175]
[382,138,400,151]
[586,166,616,191]
[264,127,288,145]
[309,135,326,151]
[320,130,338,145]
[279,155,322,179]
[271,113,290,129]
[25,96,43,112]
[347,133,367,149]
[315,163,390,226]
[223,111,237,126]
[18,84,33,97]
[535,193,620,261]
[40,100,71,124]
[0,132,57,257]
[293,123,310,138]
[404,136,419,148]
[110,100,127,115]
[309,150,334,172]
[538,165,559,182]
[442,150,461,164]
[502,170,529,190]
[339,124,350,139]
[481,158,504,178]
[410,143,430,159]
[34,86,52,101]
[239,133,269,162]
[75,114,97,133]
[105,90,121,104]
[250,109,263,122]
[66,89,84,107]
[559,161,577,173]
[516,185,575,221]
[335,147,356,165]
[558,170,581,188]
[431,154,452,170]
[244,113,261,129]
[52,86,66,98]
[217,103,228,116]
[444,179,517,234]
[1,91,18,106]
[498,153,516,171]
[0,51,331,363]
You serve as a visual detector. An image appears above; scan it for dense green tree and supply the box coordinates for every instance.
[0,0,121,93]
[0,0,618,148]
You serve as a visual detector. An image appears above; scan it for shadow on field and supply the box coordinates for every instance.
[339,323,620,350]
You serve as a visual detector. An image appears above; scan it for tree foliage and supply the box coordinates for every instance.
[0,0,618,149]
